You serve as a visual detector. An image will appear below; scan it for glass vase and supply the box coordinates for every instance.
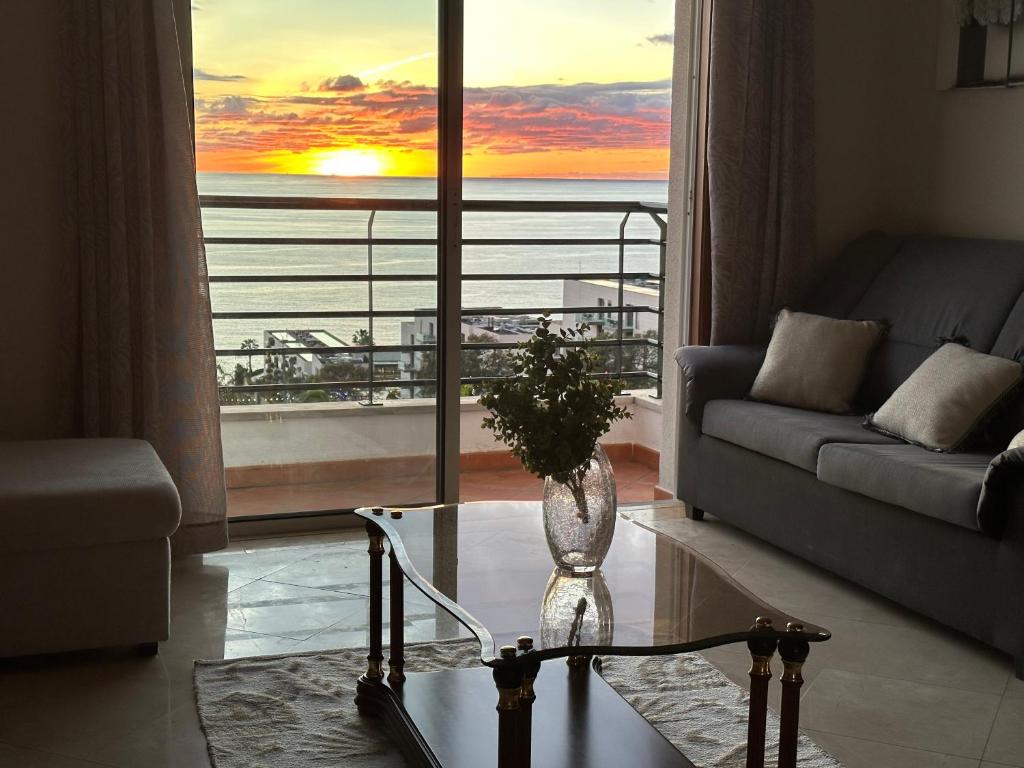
[542,444,617,575]
[539,568,614,650]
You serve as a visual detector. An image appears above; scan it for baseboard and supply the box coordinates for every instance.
[653,485,674,500]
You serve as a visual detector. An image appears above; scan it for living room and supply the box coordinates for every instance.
[2,1,1023,767]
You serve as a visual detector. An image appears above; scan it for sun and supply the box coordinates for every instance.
[314,149,386,177]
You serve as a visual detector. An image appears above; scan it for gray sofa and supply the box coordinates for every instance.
[675,233,1024,677]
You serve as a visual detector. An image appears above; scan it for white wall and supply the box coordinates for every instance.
[0,2,67,440]
[815,0,1024,261]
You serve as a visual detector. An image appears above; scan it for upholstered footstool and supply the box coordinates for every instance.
[0,439,181,657]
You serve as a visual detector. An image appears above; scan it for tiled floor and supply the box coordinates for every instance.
[0,504,1020,767]
[227,459,660,517]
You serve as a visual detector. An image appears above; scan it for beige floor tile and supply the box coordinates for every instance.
[798,616,1010,694]
[220,630,303,659]
[801,668,1001,758]
[731,553,920,629]
[0,744,115,768]
[803,730,981,768]
[983,695,1024,766]
[640,517,768,574]
[225,579,369,640]
[88,702,211,768]
[1003,675,1024,699]
[261,545,375,594]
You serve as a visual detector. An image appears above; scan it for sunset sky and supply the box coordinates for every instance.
[192,0,675,179]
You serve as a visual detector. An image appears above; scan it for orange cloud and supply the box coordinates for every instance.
[195,78,671,179]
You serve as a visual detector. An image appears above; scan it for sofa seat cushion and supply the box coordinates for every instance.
[702,400,898,473]
[0,439,181,553]
[817,443,994,533]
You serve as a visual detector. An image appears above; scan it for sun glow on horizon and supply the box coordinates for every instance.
[192,1,675,179]
[312,149,387,177]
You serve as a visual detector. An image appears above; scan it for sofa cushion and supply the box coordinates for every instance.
[749,310,886,414]
[866,343,1023,452]
[841,236,1024,409]
[817,443,994,534]
[0,439,181,553]
[702,400,898,473]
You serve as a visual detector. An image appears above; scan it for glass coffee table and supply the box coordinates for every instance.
[354,501,830,768]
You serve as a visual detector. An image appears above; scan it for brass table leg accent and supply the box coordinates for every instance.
[494,645,526,768]
[387,549,406,685]
[745,617,778,768]
[778,624,810,768]
[364,520,385,682]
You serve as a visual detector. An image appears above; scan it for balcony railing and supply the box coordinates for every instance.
[201,195,667,402]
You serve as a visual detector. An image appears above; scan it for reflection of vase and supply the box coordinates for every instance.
[542,444,617,575]
[540,568,614,651]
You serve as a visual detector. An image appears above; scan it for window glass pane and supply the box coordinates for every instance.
[194,1,439,518]
[459,1,674,502]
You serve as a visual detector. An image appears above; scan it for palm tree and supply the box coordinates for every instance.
[240,338,259,373]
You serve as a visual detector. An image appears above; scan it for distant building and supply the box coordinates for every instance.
[398,312,547,397]
[263,329,400,379]
[562,278,660,336]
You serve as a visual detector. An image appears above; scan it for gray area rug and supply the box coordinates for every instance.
[194,639,843,768]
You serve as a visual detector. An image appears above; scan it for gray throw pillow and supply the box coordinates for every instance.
[749,309,886,414]
[866,343,1023,452]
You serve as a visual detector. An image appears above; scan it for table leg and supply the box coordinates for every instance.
[778,626,810,768]
[746,618,778,768]
[517,637,540,768]
[388,549,406,685]
[364,520,385,682]
[493,648,525,768]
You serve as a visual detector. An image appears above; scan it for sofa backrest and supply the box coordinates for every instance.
[804,234,1024,440]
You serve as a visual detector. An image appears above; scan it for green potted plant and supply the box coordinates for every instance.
[480,316,630,575]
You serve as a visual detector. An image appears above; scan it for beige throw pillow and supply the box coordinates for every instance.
[749,309,886,414]
[1009,429,1024,451]
[867,343,1023,452]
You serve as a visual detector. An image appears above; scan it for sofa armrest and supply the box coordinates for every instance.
[674,345,766,430]
[979,447,1024,537]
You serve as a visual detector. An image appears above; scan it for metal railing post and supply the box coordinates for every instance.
[617,212,631,387]
[649,211,668,400]
[362,210,380,406]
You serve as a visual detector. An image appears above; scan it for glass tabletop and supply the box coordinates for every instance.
[356,501,830,666]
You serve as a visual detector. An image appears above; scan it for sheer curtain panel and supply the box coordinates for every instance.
[59,0,227,554]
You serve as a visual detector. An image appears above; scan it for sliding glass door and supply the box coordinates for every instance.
[192,0,674,520]
[193,1,445,518]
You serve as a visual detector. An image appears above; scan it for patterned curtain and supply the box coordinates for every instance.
[59,0,228,554]
[706,0,817,345]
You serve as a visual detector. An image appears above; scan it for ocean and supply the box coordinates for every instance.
[198,173,668,359]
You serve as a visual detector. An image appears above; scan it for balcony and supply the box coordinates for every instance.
[202,194,668,518]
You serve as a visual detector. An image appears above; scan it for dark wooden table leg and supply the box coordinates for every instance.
[516,636,541,768]
[388,548,406,685]
[746,617,778,768]
[355,520,386,714]
[365,520,386,682]
[778,623,810,768]
[493,645,525,768]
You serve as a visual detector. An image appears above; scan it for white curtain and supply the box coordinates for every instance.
[59,0,228,554]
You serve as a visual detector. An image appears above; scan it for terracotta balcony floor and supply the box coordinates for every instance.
[226,458,659,519]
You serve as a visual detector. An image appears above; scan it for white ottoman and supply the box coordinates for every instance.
[0,439,181,657]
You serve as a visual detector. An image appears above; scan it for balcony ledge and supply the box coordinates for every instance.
[220,391,660,422]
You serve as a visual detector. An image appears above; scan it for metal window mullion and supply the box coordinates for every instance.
[437,0,463,505]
